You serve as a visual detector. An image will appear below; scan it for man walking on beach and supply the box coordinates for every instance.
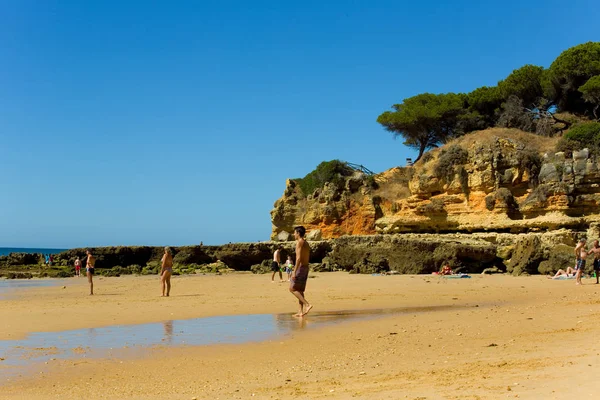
[590,239,600,284]
[271,246,284,282]
[574,239,588,285]
[289,226,313,317]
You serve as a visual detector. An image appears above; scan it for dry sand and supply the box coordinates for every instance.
[1,272,600,399]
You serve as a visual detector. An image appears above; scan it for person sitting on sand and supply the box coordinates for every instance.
[86,250,95,295]
[550,267,576,279]
[440,262,453,275]
[160,247,173,297]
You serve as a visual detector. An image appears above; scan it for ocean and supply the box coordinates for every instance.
[0,248,67,257]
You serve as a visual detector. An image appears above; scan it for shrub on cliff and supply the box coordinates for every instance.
[294,160,355,196]
[556,122,600,155]
[434,145,469,183]
[517,148,543,186]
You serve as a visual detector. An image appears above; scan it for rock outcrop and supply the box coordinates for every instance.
[271,129,600,239]
[0,230,583,277]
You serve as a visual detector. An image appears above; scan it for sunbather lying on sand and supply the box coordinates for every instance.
[549,267,576,279]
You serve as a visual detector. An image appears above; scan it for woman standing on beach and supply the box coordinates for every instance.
[160,247,173,297]
[86,250,95,295]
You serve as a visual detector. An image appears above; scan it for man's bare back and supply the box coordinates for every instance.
[295,238,310,269]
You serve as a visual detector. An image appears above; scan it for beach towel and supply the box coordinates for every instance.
[444,273,471,279]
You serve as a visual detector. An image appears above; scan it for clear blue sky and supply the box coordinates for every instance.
[1,1,598,248]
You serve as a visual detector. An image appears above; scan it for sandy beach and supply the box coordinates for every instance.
[1,272,600,399]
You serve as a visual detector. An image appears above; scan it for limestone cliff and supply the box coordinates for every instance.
[271,128,600,240]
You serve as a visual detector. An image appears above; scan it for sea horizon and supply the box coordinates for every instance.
[0,248,67,257]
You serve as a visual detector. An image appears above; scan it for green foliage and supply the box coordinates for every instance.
[127,264,142,274]
[378,42,600,157]
[434,145,469,182]
[250,260,272,274]
[39,268,73,278]
[377,93,468,162]
[556,122,600,155]
[544,42,600,114]
[466,86,503,129]
[294,160,354,196]
[141,261,160,275]
[498,65,544,107]
[580,75,600,102]
[579,75,600,119]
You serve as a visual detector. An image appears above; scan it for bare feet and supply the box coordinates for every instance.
[293,313,302,317]
[302,305,313,316]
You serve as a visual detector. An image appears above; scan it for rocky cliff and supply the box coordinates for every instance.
[271,128,600,240]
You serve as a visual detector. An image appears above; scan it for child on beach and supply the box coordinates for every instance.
[284,256,294,281]
[440,262,453,275]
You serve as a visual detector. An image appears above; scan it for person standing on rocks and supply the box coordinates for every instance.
[574,239,588,285]
[160,247,173,297]
[86,249,95,295]
[289,226,313,317]
[589,240,600,284]
[271,246,283,282]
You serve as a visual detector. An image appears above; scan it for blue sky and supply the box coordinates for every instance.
[1,0,598,248]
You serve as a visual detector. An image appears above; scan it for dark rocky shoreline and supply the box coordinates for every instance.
[0,229,592,278]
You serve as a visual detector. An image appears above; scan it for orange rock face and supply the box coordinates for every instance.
[271,129,600,240]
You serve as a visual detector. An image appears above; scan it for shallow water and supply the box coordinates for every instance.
[0,279,59,290]
[1,305,478,385]
[0,305,461,372]
[0,279,60,299]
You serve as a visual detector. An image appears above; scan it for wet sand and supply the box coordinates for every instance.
[1,272,600,399]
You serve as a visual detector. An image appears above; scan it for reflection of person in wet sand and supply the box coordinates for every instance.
[575,239,588,285]
[161,247,173,297]
[86,250,95,295]
[289,226,313,317]
[163,320,173,344]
